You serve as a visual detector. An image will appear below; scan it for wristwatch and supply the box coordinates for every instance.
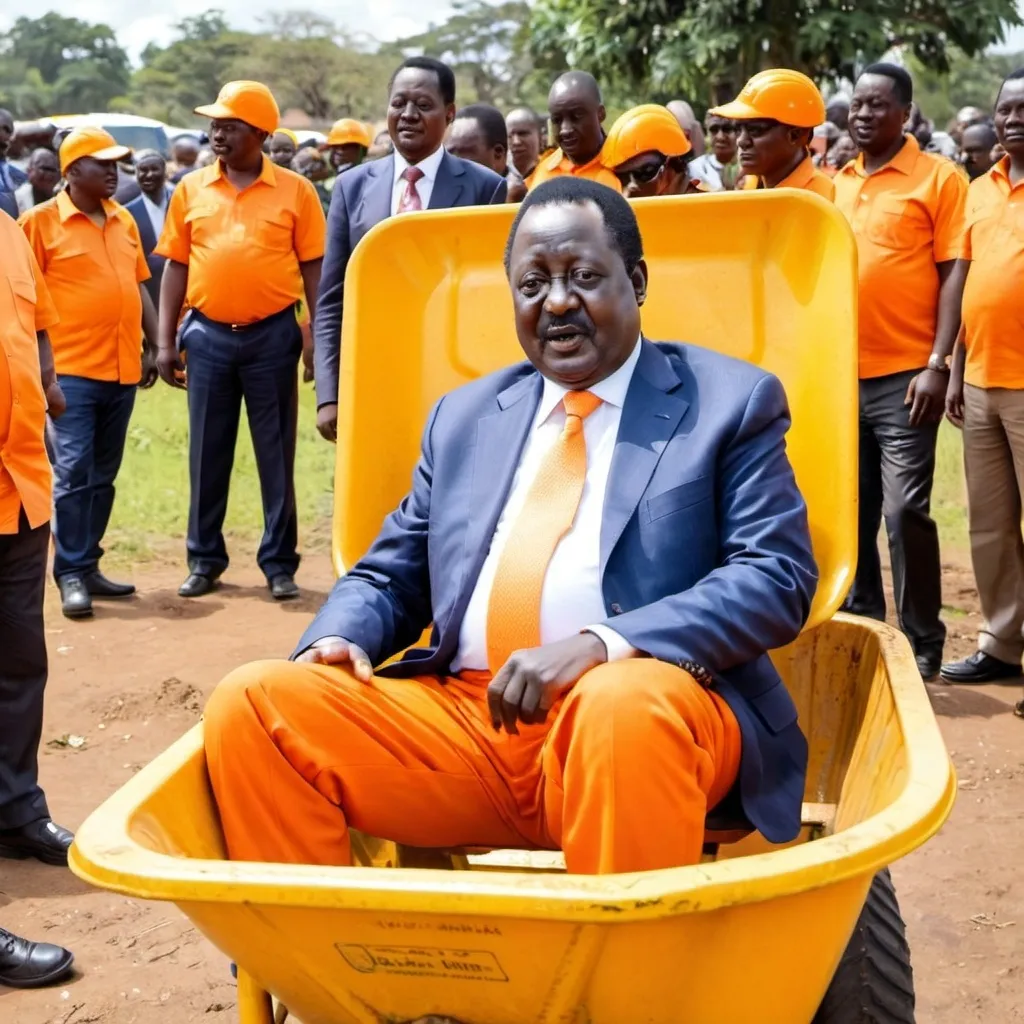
[927,353,949,373]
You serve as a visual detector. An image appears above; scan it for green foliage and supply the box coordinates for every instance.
[911,49,1024,126]
[530,0,1022,105]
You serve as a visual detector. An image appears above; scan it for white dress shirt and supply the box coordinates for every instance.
[390,146,446,216]
[452,340,643,672]
[141,188,168,239]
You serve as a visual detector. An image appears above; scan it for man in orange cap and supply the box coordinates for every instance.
[712,69,834,199]
[528,71,620,192]
[19,126,158,619]
[324,118,371,175]
[604,104,704,198]
[155,81,327,603]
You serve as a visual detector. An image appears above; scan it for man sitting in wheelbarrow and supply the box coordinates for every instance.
[205,178,818,874]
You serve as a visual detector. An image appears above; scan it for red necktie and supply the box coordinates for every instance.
[398,166,424,213]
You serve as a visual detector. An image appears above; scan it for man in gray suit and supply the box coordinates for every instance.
[313,57,507,442]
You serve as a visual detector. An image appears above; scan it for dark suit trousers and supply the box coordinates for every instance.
[844,368,945,655]
[181,308,301,581]
[0,512,51,829]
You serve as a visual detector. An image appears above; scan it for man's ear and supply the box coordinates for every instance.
[598,105,607,125]
[446,103,456,126]
[632,258,648,307]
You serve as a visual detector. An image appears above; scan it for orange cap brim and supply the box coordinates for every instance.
[61,144,131,174]
[708,100,765,121]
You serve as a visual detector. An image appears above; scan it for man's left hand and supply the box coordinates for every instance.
[45,380,66,420]
[905,368,948,427]
[487,633,608,735]
[140,347,159,389]
[302,341,315,384]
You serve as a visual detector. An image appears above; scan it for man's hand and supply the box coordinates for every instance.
[317,402,338,443]
[487,633,608,735]
[139,346,159,389]
[302,342,315,384]
[45,380,66,420]
[905,368,948,427]
[157,344,187,390]
[295,636,372,680]
[945,365,965,428]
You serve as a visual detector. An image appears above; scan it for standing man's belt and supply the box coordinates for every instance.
[193,304,296,333]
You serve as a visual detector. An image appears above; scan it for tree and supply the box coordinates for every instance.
[388,1,546,110]
[0,14,130,116]
[911,49,1024,126]
[530,0,1023,106]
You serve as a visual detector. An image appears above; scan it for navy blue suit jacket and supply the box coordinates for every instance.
[125,189,171,308]
[313,151,508,408]
[297,340,818,844]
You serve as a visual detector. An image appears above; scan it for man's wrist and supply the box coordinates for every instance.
[927,352,950,373]
[584,625,636,662]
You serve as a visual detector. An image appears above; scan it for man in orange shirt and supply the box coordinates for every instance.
[20,127,158,620]
[527,71,620,192]
[0,210,80,877]
[156,82,327,601]
[603,105,704,197]
[942,70,1024,695]
[834,64,967,680]
[712,69,835,200]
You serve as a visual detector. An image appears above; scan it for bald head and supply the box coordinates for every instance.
[548,70,606,165]
[666,100,706,156]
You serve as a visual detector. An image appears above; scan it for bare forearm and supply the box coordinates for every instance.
[36,330,56,389]
[300,259,322,332]
[140,286,159,350]
[158,261,189,351]
[933,259,967,360]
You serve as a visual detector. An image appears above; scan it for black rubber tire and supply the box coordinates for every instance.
[812,868,915,1023]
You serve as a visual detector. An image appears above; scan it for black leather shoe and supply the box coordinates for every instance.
[916,654,941,682]
[269,574,299,601]
[0,927,74,989]
[178,573,217,598]
[57,575,92,619]
[0,818,74,866]
[83,570,136,598]
[940,650,1023,684]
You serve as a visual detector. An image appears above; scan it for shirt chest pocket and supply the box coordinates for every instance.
[7,275,37,338]
[183,205,219,244]
[255,211,294,252]
[866,197,931,251]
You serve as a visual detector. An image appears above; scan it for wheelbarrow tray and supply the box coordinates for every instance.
[70,614,954,1024]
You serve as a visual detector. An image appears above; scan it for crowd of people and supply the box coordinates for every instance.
[1,49,1023,989]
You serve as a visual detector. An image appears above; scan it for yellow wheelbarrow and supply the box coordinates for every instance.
[70,193,956,1024]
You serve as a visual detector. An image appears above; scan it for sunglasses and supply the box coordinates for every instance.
[707,122,737,135]
[615,157,667,187]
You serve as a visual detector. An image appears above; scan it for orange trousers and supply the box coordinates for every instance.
[203,658,742,874]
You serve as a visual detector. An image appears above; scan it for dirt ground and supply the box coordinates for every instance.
[1,554,1022,1023]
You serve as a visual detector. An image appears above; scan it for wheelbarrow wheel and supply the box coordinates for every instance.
[813,868,915,1024]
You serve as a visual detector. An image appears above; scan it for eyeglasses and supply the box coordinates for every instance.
[706,122,737,135]
[615,157,667,187]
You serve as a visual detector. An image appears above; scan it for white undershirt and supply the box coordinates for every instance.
[141,189,168,238]
[390,146,445,215]
[451,339,643,671]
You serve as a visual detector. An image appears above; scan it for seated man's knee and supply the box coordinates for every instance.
[571,659,702,718]
[204,659,297,736]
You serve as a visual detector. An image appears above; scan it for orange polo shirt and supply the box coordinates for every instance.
[961,158,1024,390]
[834,136,966,379]
[19,192,149,385]
[0,211,59,533]
[739,156,836,200]
[156,158,326,325]
[526,146,621,192]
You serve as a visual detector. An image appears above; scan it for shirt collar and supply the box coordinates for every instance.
[775,154,817,190]
[536,335,644,423]
[543,142,610,175]
[56,190,118,223]
[393,145,445,183]
[142,188,168,209]
[848,134,921,178]
[202,155,277,188]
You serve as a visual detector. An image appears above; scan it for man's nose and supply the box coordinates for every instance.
[402,102,421,120]
[544,277,578,314]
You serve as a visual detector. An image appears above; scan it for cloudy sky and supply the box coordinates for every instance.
[2,1,1023,60]
[0,1,457,58]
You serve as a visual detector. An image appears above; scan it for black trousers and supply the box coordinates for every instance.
[180,307,302,581]
[0,512,50,830]
[844,368,946,655]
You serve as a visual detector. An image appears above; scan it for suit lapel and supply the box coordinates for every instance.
[446,373,541,631]
[358,156,394,229]
[429,151,466,209]
[600,341,690,575]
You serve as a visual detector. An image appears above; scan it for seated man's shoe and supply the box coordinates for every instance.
[269,574,299,601]
[0,928,74,989]
[179,573,217,598]
[0,818,74,866]
[940,650,1023,684]
[916,653,942,682]
[83,570,136,598]
[57,575,92,619]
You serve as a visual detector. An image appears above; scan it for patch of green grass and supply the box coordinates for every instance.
[103,383,335,566]
[934,422,968,556]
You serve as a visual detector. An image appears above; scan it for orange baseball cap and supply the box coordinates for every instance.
[711,69,826,129]
[603,105,692,168]
[195,81,279,135]
[59,126,131,174]
[326,118,372,148]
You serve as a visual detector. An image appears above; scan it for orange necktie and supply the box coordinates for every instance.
[486,390,603,673]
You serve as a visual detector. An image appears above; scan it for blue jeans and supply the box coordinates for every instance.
[50,376,137,579]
